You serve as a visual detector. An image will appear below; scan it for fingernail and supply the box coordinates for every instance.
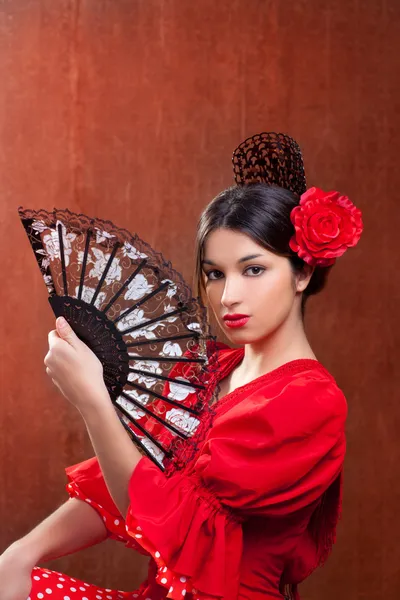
[58,317,68,328]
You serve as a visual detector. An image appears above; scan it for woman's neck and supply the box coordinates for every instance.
[239,311,316,381]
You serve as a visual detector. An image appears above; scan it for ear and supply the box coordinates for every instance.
[295,264,315,293]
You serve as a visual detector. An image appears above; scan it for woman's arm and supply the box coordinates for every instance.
[44,319,143,516]
[3,496,107,566]
[80,397,142,517]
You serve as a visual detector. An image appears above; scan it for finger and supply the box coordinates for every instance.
[56,317,80,349]
[48,330,60,347]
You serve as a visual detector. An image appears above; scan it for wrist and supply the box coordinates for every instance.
[4,538,42,568]
[79,389,115,422]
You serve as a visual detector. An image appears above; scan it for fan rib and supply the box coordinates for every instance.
[119,306,187,335]
[124,379,202,416]
[103,258,147,314]
[113,280,171,324]
[91,242,121,306]
[128,354,206,364]
[125,332,200,348]
[117,411,172,456]
[57,223,69,296]
[128,367,205,391]
[119,390,191,438]
[119,418,167,471]
[78,229,93,300]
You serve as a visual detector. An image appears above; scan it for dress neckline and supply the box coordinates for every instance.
[212,346,329,416]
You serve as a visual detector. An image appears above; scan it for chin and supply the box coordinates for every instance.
[224,323,274,346]
[224,329,259,346]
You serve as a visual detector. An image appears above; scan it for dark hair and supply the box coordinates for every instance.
[194,183,332,315]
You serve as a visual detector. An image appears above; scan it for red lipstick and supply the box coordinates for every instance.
[223,313,250,329]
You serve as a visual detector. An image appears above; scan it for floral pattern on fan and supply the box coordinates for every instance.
[19,207,220,475]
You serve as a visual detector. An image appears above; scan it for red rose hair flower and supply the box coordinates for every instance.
[289,187,363,267]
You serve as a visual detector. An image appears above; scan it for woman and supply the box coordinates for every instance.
[0,133,363,600]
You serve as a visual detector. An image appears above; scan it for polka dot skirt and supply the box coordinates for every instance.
[29,567,141,599]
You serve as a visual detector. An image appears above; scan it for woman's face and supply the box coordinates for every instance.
[201,228,310,345]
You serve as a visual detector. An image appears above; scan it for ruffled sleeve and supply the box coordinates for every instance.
[125,372,347,600]
[66,457,143,550]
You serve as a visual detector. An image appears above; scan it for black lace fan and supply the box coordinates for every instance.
[19,207,220,474]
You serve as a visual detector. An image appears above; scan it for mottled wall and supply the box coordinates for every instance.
[0,0,398,597]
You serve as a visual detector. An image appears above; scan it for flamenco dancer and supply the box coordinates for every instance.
[1,133,363,600]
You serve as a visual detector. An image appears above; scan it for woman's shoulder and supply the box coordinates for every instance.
[216,355,347,424]
[206,343,347,419]
[252,360,348,425]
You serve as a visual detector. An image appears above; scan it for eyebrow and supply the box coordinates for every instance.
[202,254,264,266]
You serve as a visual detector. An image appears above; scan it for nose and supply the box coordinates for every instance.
[220,275,242,309]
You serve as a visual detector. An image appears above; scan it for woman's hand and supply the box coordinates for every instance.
[44,317,110,413]
[45,317,142,516]
[0,545,33,600]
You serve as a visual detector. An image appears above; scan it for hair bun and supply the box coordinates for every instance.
[232,131,307,197]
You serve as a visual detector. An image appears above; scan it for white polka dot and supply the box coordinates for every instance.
[182,591,186,597]
[96,596,102,599]
[57,585,64,589]
[45,590,53,595]
[155,551,160,558]
[70,589,77,593]
[34,576,41,580]
[82,597,89,600]
[161,578,168,584]
[180,576,187,583]
[169,587,174,593]
[79,588,85,592]
[37,595,44,599]
[135,533,142,538]
[85,498,92,503]
[106,596,112,600]
[163,567,168,573]
[114,519,120,525]
[59,578,65,582]
[63,597,70,600]
[42,573,49,578]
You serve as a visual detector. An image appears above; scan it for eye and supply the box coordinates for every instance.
[244,266,265,276]
[204,269,224,281]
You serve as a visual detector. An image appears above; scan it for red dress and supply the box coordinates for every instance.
[29,347,347,600]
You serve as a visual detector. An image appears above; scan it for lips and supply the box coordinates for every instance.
[223,314,250,329]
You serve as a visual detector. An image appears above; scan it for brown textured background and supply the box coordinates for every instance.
[0,0,399,597]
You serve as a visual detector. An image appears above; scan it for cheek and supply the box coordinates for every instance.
[205,284,222,313]
[252,273,295,316]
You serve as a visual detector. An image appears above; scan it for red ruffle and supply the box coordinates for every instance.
[126,457,243,600]
[66,463,145,555]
